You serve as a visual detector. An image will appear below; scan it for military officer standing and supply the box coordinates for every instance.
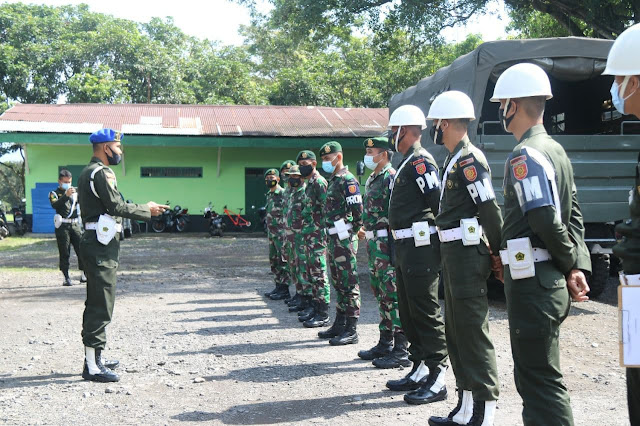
[317,141,363,345]
[491,63,591,425]
[602,23,640,425]
[355,137,409,368]
[276,160,298,305]
[284,165,310,313]
[49,169,85,286]
[78,128,167,383]
[297,150,331,327]
[427,91,502,426]
[385,105,449,406]
[263,168,290,300]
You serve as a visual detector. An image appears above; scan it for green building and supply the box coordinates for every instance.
[0,104,387,232]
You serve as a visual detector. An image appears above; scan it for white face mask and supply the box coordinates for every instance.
[363,152,382,170]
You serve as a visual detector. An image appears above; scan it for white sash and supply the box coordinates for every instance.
[439,150,463,213]
[389,153,414,199]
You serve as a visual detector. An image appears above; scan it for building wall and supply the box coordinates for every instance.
[25,144,366,217]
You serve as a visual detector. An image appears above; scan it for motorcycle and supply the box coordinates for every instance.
[258,206,267,234]
[0,206,9,239]
[151,201,190,233]
[12,199,28,236]
[204,202,224,237]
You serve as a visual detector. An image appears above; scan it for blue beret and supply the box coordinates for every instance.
[89,128,123,144]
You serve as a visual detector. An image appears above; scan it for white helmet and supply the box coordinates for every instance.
[604,23,640,76]
[490,63,553,102]
[388,104,427,129]
[426,90,476,120]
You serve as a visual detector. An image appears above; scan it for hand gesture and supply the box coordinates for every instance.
[65,187,76,197]
[567,269,590,302]
[147,202,169,216]
[357,228,366,241]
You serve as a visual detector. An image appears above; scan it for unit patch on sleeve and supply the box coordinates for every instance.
[463,166,477,182]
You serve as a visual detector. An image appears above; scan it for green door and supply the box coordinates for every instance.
[58,165,85,187]
[245,168,268,228]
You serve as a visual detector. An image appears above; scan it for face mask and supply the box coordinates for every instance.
[498,100,516,133]
[429,120,444,145]
[299,164,314,177]
[363,153,381,170]
[61,183,70,190]
[322,158,336,174]
[388,128,404,152]
[611,76,636,115]
[289,177,301,187]
[266,180,277,188]
[105,146,122,165]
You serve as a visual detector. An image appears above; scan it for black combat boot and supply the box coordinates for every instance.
[81,347,120,383]
[270,284,290,300]
[404,365,448,405]
[304,302,329,328]
[286,293,301,306]
[372,332,411,368]
[466,399,496,426]
[358,330,393,360]
[318,311,346,339]
[264,284,279,298]
[329,317,359,346]
[288,294,308,312]
[386,360,429,391]
[298,298,316,322]
[62,270,72,287]
[283,291,295,304]
[428,389,473,426]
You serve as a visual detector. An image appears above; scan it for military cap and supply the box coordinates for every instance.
[284,164,301,175]
[89,128,123,144]
[363,136,390,150]
[296,150,316,162]
[319,141,342,156]
[264,168,279,178]
[280,160,296,171]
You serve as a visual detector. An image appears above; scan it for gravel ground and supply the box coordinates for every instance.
[0,233,630,425]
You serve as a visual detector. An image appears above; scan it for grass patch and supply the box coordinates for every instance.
[0,266,57,272]
[0,236,50,252]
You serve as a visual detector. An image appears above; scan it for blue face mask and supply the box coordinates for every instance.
[61,183,70,190]
[322,159,336,174]
[611,76,636,115]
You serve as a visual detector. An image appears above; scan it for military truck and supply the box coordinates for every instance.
[390,37,640,297]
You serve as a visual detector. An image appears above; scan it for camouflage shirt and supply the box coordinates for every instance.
[302,170,328,235]
[265,185,286,237]
[323,167,363,231]
[363,163,395,231]
[286,183,307,231]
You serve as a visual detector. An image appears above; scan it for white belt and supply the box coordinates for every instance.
[437,225,483,243]
[328,223,353,235]
[392,226,437,240]
[499,248,552,265]
[365,229,389,240]
[60,218,80,224]
[85,222,123,232]
[621,273,640,285]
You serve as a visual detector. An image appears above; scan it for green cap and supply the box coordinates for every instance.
[284,164,302,175]
[280,160,295,171]
[319,141,342,156]
[296,150,316,162]
[264,168,279,178]
[363,136,390,150]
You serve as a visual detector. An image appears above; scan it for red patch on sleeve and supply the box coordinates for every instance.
[348,184,357,194]
[513,163,528,180]
[463,166,477,181]
[415,163,427,175]
[411,158,425,166]
[459,157,474,167]
[510,155,527,166]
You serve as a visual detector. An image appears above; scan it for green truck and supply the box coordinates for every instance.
[390,37,640,297]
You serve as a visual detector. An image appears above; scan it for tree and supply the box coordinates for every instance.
[0,144,25,207]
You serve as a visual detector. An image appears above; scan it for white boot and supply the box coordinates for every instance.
[469,400,497,426]
[451,390,474,424]
[84,347,101,375]
[429,364,447,393]
[410,361,429,382]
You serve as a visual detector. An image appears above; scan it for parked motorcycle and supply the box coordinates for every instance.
[151,201,190,233]
[204,202,224,237]
[12,199,28,236]
[0,206,9,239]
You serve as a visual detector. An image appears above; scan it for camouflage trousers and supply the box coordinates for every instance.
[327,234,360,318]
[303,230,329,304]
[286,231,309,295]
[366,236,402,333]
[268,231,289,286]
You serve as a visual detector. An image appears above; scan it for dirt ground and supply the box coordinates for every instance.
[0,233,630,425]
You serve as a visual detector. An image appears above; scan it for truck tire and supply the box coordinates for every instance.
[587,254,610,298]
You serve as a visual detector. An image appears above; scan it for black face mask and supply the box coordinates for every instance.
[299,164,314,177]
[105,146,122,165]
[289,177,301,188]
[266,180,277,188]
[499,102,516,133]
[429,125,444,145]
[388,130,404,152]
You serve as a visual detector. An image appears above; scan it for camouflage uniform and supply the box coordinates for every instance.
[323,167,363,318]
[363,162,401,333]
[302,170,329,304]
[286,181,309,295]
[266,185,289,287]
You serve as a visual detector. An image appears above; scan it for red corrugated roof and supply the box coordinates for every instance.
[0,104,389,138]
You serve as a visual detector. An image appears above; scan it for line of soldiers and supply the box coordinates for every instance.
[263,56,620,425]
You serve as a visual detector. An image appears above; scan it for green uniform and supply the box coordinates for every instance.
[286,182,309,295]
[302,170,329,304]
[323,167,363,318]
[78,157,151,349]
[436,137,501,401]
[266,185,289,287]
[388,141,448,369]
[49,187,84,274]
[281,185,294,290]
[362,162,402,333]
[612,152,640,425]
[502,124,591,426]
